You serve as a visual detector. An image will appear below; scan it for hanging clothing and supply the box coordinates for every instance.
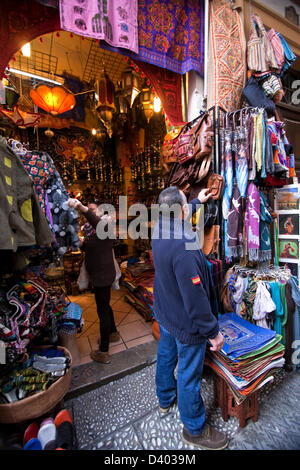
[233,275,248,317]
[259,191,272,261]
[245,183,260,262]
[44,153,80,255]
[268,281,284,339]
[288,276,300,368]
[19,152,55,214]
[227,186,244,259]
[253,281,276,329]
[0,137,53,251]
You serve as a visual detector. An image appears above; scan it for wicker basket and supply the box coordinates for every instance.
[0,346,72,424]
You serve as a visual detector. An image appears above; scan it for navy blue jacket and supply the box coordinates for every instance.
[152,198,219,344]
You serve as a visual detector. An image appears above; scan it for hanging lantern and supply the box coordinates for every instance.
[140,86,154,123]
[95,70,115,138]
[121,66,141,108]
[115,82,128,125]
[30,85,76,115]
[45,128,54,138]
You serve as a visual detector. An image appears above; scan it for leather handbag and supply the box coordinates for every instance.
[193,113,214,160]
[207,173,224,200]
[173,113,206,165]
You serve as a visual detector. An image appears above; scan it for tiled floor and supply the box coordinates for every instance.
[68,286,154,367]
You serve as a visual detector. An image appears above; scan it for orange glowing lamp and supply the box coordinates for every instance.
[30,85,76,115]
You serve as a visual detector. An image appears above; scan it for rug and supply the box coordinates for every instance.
[207,0,246,112]
[134,60,185,126]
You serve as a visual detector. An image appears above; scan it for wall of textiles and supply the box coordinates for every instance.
[221,265,300,371]
[220,106,295,264]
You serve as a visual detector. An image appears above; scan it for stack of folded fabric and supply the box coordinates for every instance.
[205,312,285,404]
[121,259,155,321]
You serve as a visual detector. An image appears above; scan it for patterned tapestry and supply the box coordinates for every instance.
[59,0,139,54]
[207,0,246,112]
[134,60,185,126]
[100,0,205,75]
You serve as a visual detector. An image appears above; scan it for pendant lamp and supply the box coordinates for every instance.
[30,85,76,115]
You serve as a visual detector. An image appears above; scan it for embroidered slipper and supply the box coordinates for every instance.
[37,418,56,450]
[54,409,73,428]
[24,421,39,445]
[23,438,42,450]
[55,421,76,450]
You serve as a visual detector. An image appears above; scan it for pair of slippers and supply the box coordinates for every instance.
[23,409,76,450]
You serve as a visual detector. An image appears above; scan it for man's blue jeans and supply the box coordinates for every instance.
[156,324,207,435]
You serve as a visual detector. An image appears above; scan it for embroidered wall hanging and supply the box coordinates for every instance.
[207,0,246,112]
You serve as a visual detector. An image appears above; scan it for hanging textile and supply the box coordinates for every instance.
[207,0,246,112]
[245,183,260,262]
[227,186,244,259]
[134,60,185,126]
[99,0,205,75]
[59,0,139,54]
[259,191,272,261]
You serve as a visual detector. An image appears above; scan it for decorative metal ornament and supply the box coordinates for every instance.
[95,70,115,138]
[121,67,141,108]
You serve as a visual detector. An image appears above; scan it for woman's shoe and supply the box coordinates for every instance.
[90,350,111,364]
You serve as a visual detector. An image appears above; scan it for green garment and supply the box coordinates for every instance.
[278,282,288,346]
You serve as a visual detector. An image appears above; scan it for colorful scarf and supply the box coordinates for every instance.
[259,191,272,261]
[240,277,258,323]
[245,182,260,262]
[227,186,244,259]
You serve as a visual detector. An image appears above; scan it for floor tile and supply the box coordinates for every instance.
[112,310,128,326]
[119,311,144,325]
[118,320,150,342]
[82,306,98,321]
[109,343,127,355]
[125,335,154,349]
[76,320,94,338]
[111,299,132,312]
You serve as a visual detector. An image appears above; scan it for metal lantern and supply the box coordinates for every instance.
[115,83,129,125]
[30,85,76,115]
[140,86,154,123]
[95,70,115,138]
[121,66,141,108]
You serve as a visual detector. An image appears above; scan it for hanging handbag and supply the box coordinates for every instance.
[247,14,278,73]
[207,173,224,200]
[172,113,207,165]
[242,76,276,116]
[193,113,214,160]
[77,258,90,291]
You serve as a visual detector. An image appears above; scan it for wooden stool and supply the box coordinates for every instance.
[213,372,258,428]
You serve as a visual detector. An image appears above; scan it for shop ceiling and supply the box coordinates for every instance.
[9,30,128,86]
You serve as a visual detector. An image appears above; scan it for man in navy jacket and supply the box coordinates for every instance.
[152,186,228,450]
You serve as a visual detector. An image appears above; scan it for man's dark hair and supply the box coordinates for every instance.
[157,186,186,218]
[158,186,186,206]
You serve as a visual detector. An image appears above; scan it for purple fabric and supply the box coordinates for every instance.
[59,0,138,54]
[99,0,205,75]
[245,182,260,261]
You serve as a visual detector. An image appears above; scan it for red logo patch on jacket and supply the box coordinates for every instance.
[191,275,201,285]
